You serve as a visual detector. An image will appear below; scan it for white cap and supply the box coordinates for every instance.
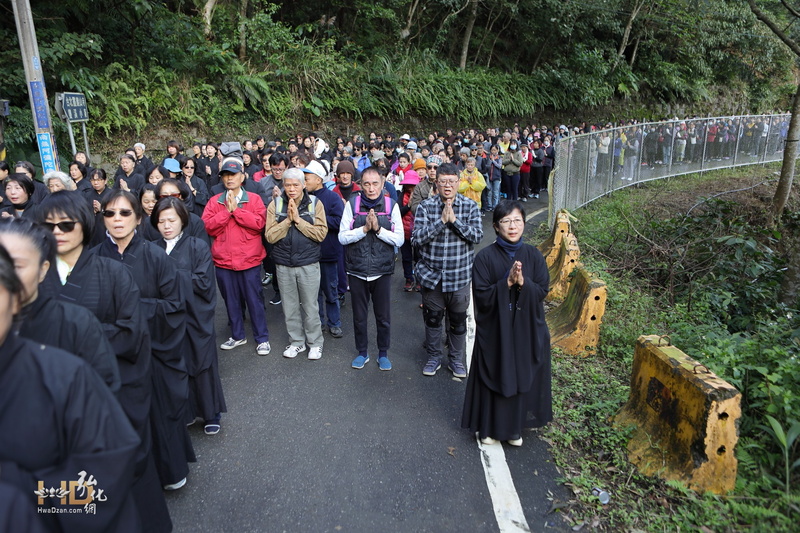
[400,134,411,141]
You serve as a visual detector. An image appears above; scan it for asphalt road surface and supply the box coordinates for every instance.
[166,196,570,532]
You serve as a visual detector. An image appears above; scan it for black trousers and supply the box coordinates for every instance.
[349,274,392,355]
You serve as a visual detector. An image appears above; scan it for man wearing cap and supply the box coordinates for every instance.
[265,168,328,360]
[413,162,483,379]
[304,162,345,339]
[202,157,271,356]
[405,141,418,158]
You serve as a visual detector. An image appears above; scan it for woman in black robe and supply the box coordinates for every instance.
[0,218,120,392]
[35,191,172,532]
[137,178,210,245]
[152,197,227,434]
[0,173,37,219]
[462,200,552,446]
[86,169,114,246]
[95,190,195,491]
[0,244,141,533]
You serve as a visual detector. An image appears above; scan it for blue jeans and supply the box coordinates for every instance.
[216,266,269,343]
[488,179,502,209]
[318,260,341,329]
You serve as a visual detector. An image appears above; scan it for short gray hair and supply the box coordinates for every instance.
[44,171,76,191]
[283,167,306,186]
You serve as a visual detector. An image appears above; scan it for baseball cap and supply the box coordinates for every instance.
[407,141,418,151]
[163,158,180,173]
[300,160,327,179]
[400,134,411,141]
[219,157,244,174]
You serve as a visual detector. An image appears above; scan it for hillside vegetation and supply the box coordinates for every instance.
[0,0,797,157]
[536,164,800,531]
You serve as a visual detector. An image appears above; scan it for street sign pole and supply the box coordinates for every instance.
[66,120,77,155]
[81,122,91,161]
[12,0,59,173]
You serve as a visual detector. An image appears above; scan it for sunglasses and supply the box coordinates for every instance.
[427,165,439,169]
[102,209,134,218]
[43,220,78,233]
[184,165,195,169]
[159,192,182,198]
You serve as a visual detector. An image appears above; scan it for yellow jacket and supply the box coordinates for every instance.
[458,169,486,207]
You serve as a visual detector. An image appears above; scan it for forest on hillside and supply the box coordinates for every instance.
[0,0,798,152]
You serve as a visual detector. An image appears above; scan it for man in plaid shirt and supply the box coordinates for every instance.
[412,162,484,378]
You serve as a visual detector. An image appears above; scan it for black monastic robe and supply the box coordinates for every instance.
[39,248,172,532]
[95,233,195,486]
[462,242,553,440]
[19,292,121,393]
[156,234,227,422]
[0,334,141,532]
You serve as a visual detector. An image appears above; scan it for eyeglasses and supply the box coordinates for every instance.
[498,218,525,226]
[43,220,78,233]
[102,209,134,218]
[427,165,439,170]
[159,192,182,198]
[437,179,458,186]
[184,165,195,170]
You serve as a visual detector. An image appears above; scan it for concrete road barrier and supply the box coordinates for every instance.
[546,267,606,356]
[538,209,572,270]
[614,335,741,494]
[545,233,580,302]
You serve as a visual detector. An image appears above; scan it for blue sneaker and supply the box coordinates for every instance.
[422,359,441,376]
[352,354,369,369]
[377,356,392,371]
[448,360,467,378]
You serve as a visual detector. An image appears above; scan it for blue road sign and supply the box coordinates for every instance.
[29,81,50,130]
[37,133,58,173]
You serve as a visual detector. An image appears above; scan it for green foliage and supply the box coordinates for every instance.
[545,166,799,529]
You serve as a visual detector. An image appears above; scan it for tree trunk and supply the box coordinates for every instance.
[773,82,800,222]
[238,0,249,60]
[203,0,217,37]
[612,0,645,71]
[459,0,479,70]
[780,231,800,306]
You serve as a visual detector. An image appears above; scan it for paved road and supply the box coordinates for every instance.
[165,196,569,532]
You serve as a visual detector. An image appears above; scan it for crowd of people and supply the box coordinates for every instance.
[0,123,564,531]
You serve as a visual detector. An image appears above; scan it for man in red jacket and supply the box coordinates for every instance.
[202,158,271,356]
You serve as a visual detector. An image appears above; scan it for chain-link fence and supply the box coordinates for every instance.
[549,114,791,224]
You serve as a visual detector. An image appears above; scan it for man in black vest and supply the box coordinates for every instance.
[265,168,328,360]
[338,167,405,371]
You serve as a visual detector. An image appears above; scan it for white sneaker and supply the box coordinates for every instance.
[220,337,246,350]
[256,342,271,356]
[163,477,187,491]
[283,344,306,358]
[308,346,322,360]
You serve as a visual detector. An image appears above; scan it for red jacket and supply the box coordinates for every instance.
[202,190,266,270]
[519,150,533,173]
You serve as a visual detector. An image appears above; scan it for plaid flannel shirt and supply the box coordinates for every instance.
[412,194,483,292]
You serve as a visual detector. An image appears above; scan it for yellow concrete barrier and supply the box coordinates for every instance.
[545,233,580,302]
[546,267,606,356]
[614,335,741,494]
[538,209,572,270]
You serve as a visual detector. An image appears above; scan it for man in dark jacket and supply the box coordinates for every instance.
[265,168,328,360]
[338,167,404,371]
[304,164,345,338]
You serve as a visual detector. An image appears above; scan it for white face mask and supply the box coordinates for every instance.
[509,145,517,151]
[544,141,550,147]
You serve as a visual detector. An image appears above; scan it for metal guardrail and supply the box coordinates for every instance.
[549,114,790,224]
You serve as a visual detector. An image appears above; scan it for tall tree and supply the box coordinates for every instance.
[747,0,799,223]
[459,0,479,69]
